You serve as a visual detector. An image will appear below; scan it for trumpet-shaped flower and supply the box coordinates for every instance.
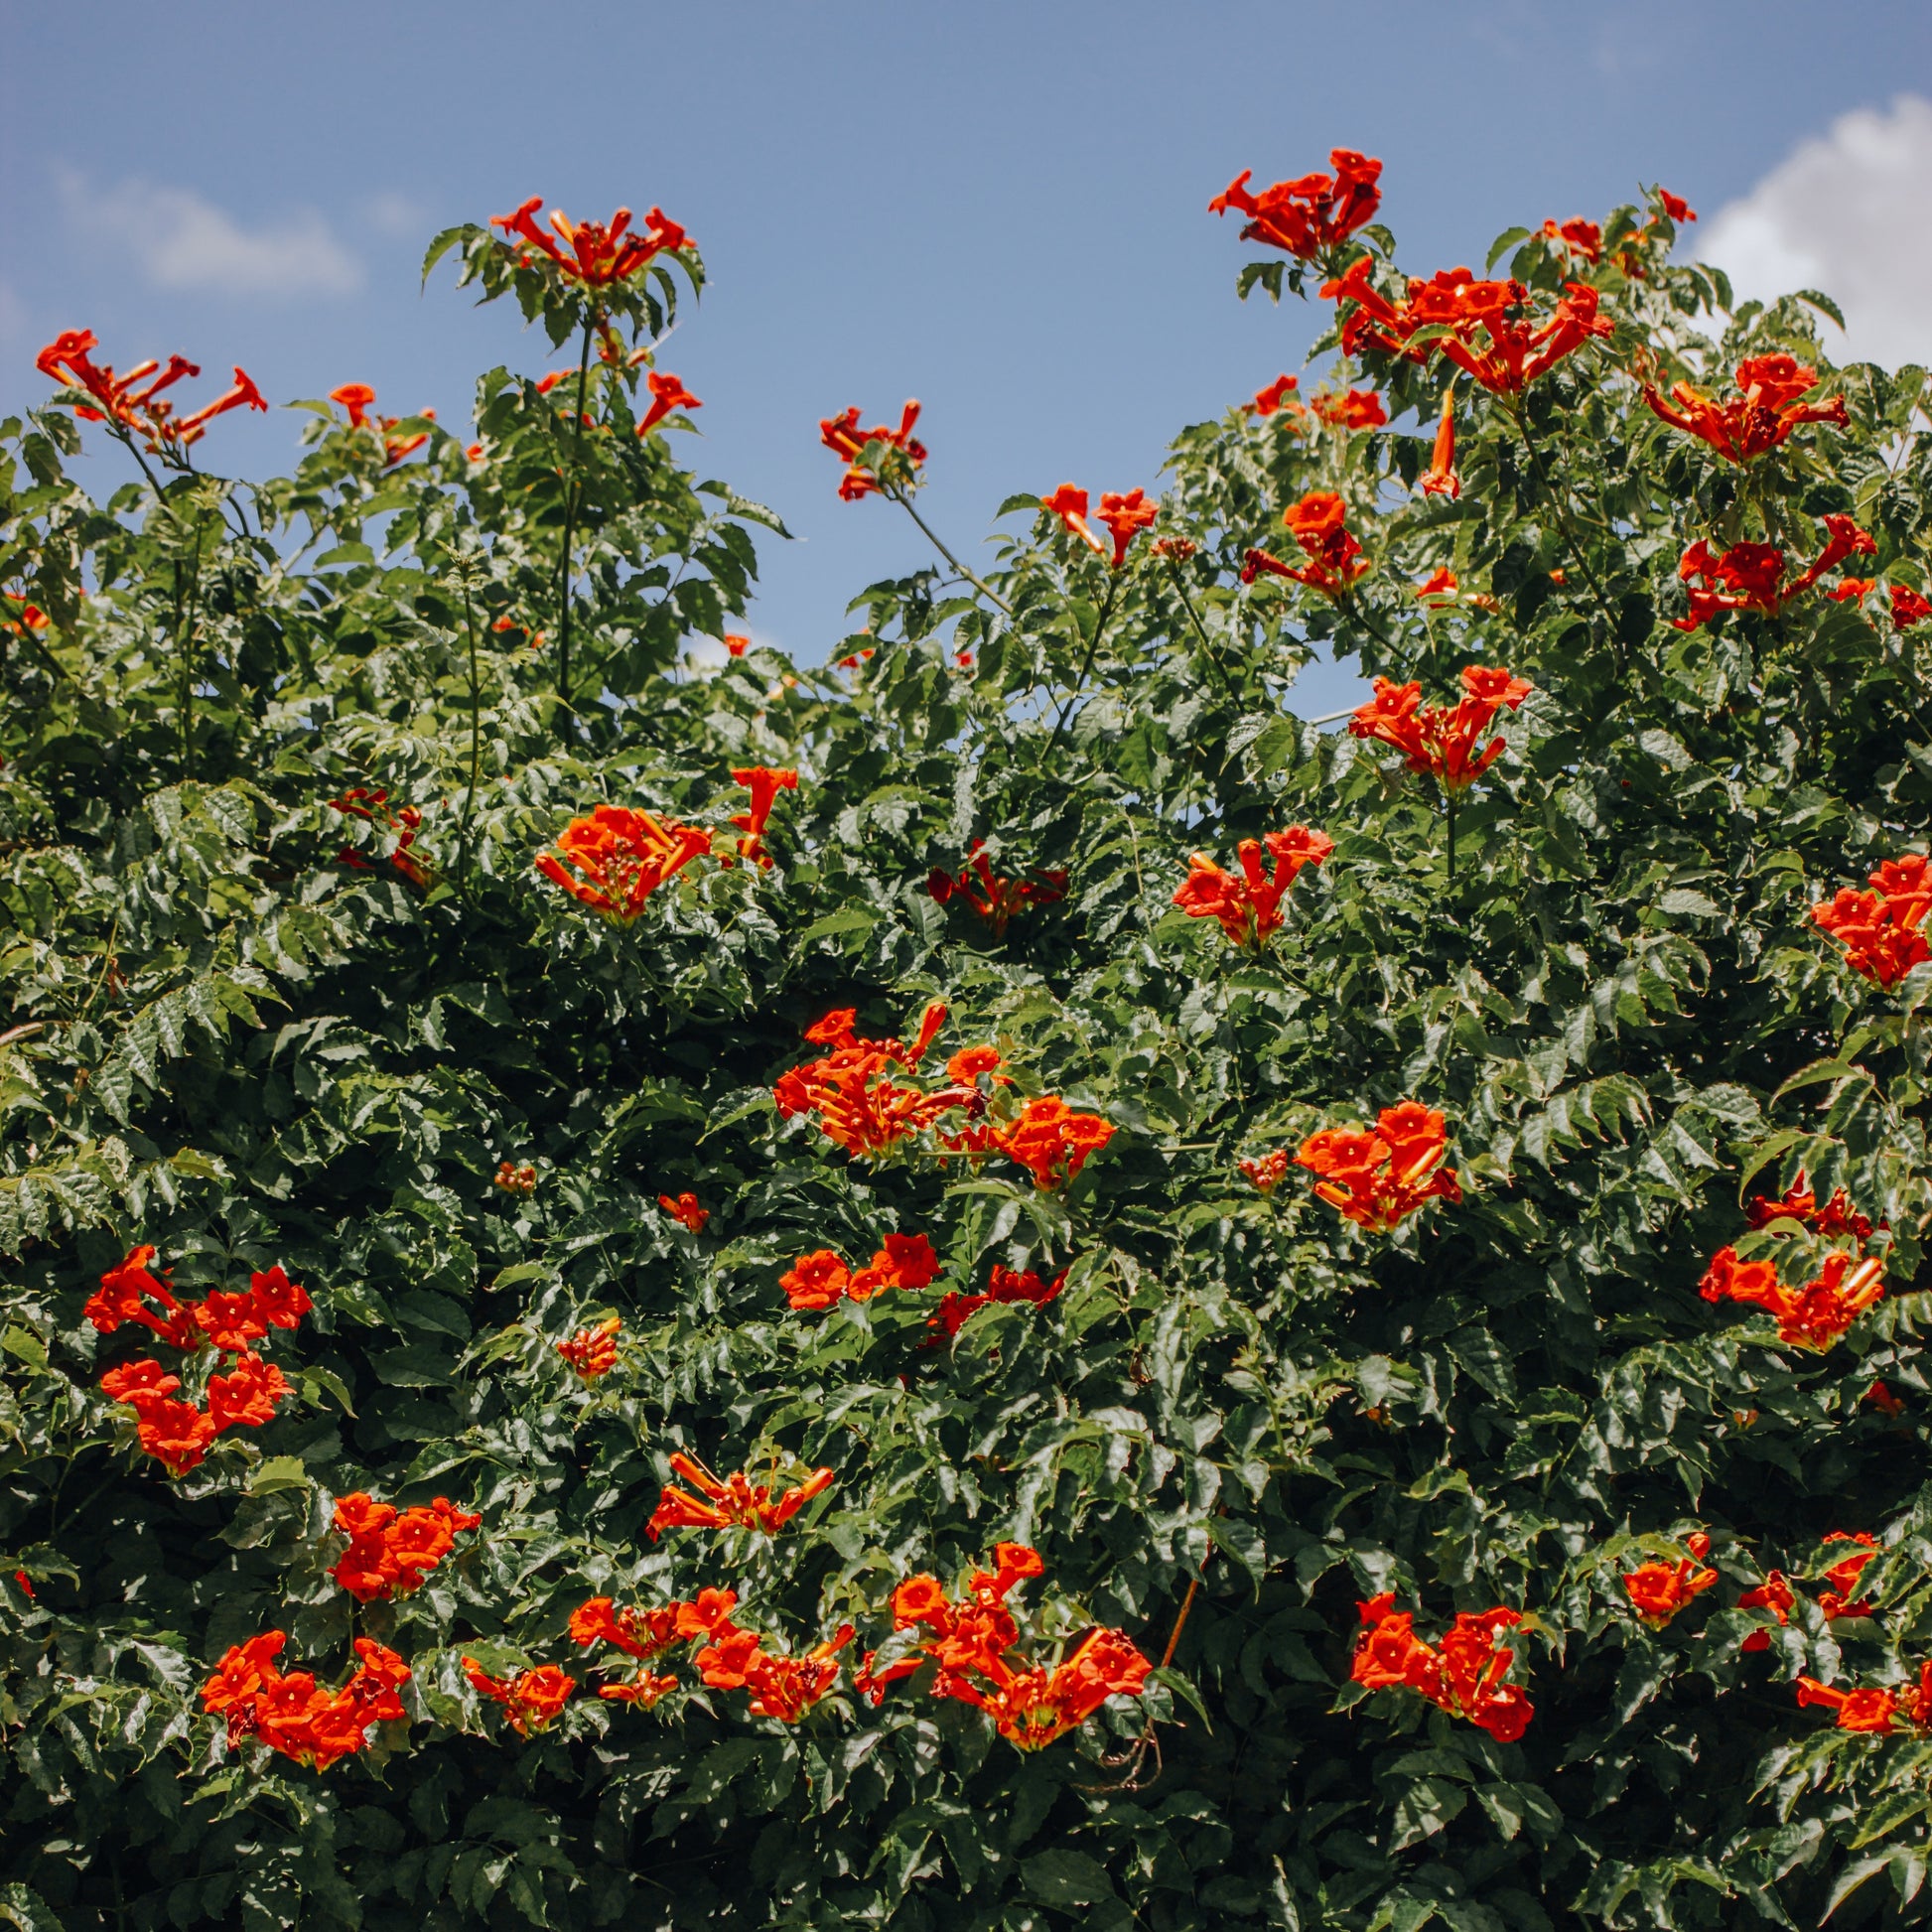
[1348,664,1533,791]
[1644,352,1847,464]
[490,198,689,286]
[1173,827,1333,948]
[646,1452,835,1540]
[821,401,926,499]
[534,804,712,921]
[1352,1594,1533,1742]
[1208,151,1382,260]
[1297,1102,1460,1231]
[1699,1245,1887,1349]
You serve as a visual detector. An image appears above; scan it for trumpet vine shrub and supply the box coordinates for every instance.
[8,158,1932,1932]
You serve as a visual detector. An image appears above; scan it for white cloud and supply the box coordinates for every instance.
[1698,95,1932,369]
[55,168,364,299]
[365,191,428,241]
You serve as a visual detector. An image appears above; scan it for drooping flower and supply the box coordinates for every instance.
[1621,1534,1718,1626]
[1811,853,1932,988]
[557,1314,621,1380]
[637,371,701,437]
[1040,483,1104,559]
[1349,665,1534,792]
[646,1452,835,1540]
[331,1492,481,1601]
[464,1659,577,1734]
[727,766,798,870]
[1208,152,1383,260]
[1420,389,1459,499]
[927,843,1068,938]
[1699,1245,1887,1349]
[821,402,927,499]
[1644,352,1847,464]
[1242,491,1369,598]
[490,198,689,287]
[658,1191,709,1233]
[1246,374,1304,420]
[37,330,266,453]
[534,804,712,922]
[1297,1102,1460,1232]
[1095,488,1159,569]
[1173,827,1334,948]
[1351,1594,1533,1741]
[204,1632,411,1770]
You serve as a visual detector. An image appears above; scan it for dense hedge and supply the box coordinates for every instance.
[6,164,1932,1931]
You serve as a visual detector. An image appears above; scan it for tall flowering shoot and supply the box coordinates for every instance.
[822,401,927,500]
[1349,666,1534,791]
[1173,827,1333,948]
[37,330,265,463]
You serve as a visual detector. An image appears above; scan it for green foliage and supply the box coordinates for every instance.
[6,182,1932,1932]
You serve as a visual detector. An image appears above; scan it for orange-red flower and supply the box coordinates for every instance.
[1349,665,1533,792]
[772,1001,962,1158]
[331,1492,480,1601]
[779,1232,938,1311]
[490,198,689,287]
[637,370,701,436]
[727,766,798,869]
[695,1618,854,1722]
[724,632,750,655]
[1539,216,1601,262]
[1040,483,1103,558]
[1208,152,1382,261]
[1246,374,1305,420]
[1812,852,1932,987]
[84,1245,198,1349]
[330,381,376,428]
[1173,827,1333,948]
[927,1262,1068,1340]
[1819,1532,1879,1620]
[1240,1149,1291,1194]
[1673,515,1875,631]
[1311,387,1387,430]
[464,1659,577,1734]
[1351,1594,1533,1742]
[207,1350,290,1432]
[1745,1175,1872,1239]
[1095,488,1159,569]
[329,786,434,888]
[205,1631,410,1770]
[1297,1102,1460,1232]
[1700,1245,1887,1349]
[1796,1676,1905,1733]
[927,843,1068,937]
[1738,1571,1796,1651]
[1644,352,1846,464]
[494,1160,537,1195]
[38,330,266,453]
[103,1369,219,1477]
[1420,390,1459,499]
[557,1314,621,1379]
[658,1191,709,1233]
[1242,491,1369,598]
[821,401,926,499]
[1868,1378,1906,1417]
[1621,1535,1718,1626]
[646,1452,834,1540]
[957,1096,1114,1191]
[1892,586,1932,629]
[328,383,434,465]
[534,804,712,921]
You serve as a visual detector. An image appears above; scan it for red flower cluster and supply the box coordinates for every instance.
[1643,352,1847,464]
[1349,665,1534,792]
[1621,1534,1718,1626]
[1296,1103,1460,1232]
[927,842,1069,937]
[534,803,712,922]
[557,1314,621,1379]
[821,401,927,499]
[204,1632,409,1770]
[860,1544,1151,1750]
[638,370,701,437]
[646,1451,835,1540]
[329,787,431,890]
[569,1586,741,1706]
[1737,1533,1882,1650]
[328,384,433,466]
[1311,387,1387,430]
[1811,852,1932,987]
[1745,1174,1873,1239]
[1247,374,1303,420]
[1796,1663,1932,1736]
[947,1094,1116,1190]
[1891,585,1932,629]
[1320,261,1611,394]
[331,1492,480,1601]
[1539,216,1602,262]
[772,1002,960,1158]
[1173,826,1334,948]
[37,330,265,453]
[726,766,797,869]
[463,1660,578,1734]
[696,1615,857,1722]
[658,1191,709,1233]
[779,1232,939,1311]
[928,1263,1067,1342]
[493,1159,537,1195]
[1351,1594,1533,1742]
[490,198,689,287]
[1700,1245,1887,1350]
[88,1248,309,1476]
[1208,151,1382,261]
[1041,484,1160,569]
[1672,514,1876,630]
[1243,491,1369,597]
[1240,1149,1290,1194]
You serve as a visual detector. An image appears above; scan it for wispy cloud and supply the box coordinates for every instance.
[55,168,364,299]
[1698,95,1932,369]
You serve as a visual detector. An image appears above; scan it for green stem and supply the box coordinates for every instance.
[1446,786,1457,882]
[173,511,209,780]
[887,483,1013,616]
[1514,401,1622,648]
[1045,574,1121,758]
[1164,556,1239,700]
[460,580,483,884]
[557,317,595,716]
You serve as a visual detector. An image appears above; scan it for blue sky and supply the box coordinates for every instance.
[5,0,1929,712]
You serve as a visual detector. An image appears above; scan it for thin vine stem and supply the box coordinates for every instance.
[556,316,596,715]
[886,483,1013,616]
